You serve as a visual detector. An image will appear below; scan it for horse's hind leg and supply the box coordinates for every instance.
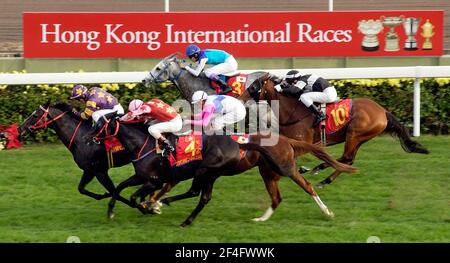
[316,137,367,188]
[289,171,334,218]
[78,171,110,200]
[180,176,218,227]
[253,167,282,222]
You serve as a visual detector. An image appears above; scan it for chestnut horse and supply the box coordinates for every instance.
[92,113,356,226]
[239,73,429,188]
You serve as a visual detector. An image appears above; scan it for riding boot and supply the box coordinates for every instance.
[308,104,326,126]
[158,137,174,157]
[213,76,232,94]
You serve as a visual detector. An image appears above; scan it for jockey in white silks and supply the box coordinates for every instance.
[275,70,337,126]
[185,91,246,132]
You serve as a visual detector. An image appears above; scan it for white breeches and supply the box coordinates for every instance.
[92,104,125,123]
[204,56,238,78]
[211,103,246,130]
[300,87,337,107]
[148,115,183,139]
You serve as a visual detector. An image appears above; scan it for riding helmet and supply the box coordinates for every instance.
[285,70,302,84]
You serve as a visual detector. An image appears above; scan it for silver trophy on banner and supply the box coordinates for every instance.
[381,15,405,51]
[358,19,383,51]
[403,17,421,50]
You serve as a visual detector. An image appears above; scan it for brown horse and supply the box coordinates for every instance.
[239,73,429,188]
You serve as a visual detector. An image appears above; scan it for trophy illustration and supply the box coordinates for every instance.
[358,19,383,51]
[403,17,421,50]
[381,15,405,51]
[421,19,435,50]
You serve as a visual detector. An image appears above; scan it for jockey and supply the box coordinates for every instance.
[120,99,182,156]
[276,70,337,126]
[70,84,124,122]
[183,44,237,95]
[185,91,246,132]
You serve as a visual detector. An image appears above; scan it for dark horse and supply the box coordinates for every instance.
[239,73,430,188]
[18,102,133,205]
[92,113,357,226]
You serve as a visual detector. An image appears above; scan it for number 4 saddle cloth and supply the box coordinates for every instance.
[325,99,353,135]
[168,133,250,168]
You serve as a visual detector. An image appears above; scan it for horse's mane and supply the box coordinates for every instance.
[120,121,152,136]
[53,102,81,119]
[164,52,184,62]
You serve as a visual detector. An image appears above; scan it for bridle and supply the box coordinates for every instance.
[148,58,184,84]
[93,117,155,162]
[29,105,67,131]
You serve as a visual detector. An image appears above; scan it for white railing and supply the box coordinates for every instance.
[2,65,450,136]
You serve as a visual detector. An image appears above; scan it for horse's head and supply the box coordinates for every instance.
[142,53,185,87]
[87,112,120,144]
[18,100,53,137]
[240,72,275,103]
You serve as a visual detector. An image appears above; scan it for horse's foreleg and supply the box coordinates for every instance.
[108,174,143,219]
[290,170,334,218]
[132,182,157,215]
[160,169,207,205]
[144,180,180,214]
[160,178,203,205]
[78,171,110,200]
[95,171,133,207]
[253,167,282,222]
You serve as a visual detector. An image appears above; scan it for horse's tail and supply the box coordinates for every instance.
[287,138,358,174]
[239,143,291,177]
[384,112,430,154]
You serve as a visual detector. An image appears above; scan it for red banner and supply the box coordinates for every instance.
[23,11,443,58]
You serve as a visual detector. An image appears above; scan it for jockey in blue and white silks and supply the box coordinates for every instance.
[183,44,238,94]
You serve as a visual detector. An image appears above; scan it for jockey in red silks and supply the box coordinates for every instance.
[120,99,182,156]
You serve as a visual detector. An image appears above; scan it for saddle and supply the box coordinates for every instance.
[209,73,248,97]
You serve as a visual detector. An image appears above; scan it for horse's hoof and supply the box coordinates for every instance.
[316,182,325,189]
[298,166,311,174]
[151,207,162,215]
[180,222,189,228]
[252,217,264,222]
[310,169,321,175]
[136,205,148,215]
[107,212,115,220]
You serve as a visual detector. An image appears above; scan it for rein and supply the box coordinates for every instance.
[263,82,310,127]
[94,119,156,163]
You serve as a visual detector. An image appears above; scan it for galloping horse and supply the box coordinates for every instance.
[239,73,430,188]
[142,53,265,101]
[92,113,356,226]
[18,102,133,205]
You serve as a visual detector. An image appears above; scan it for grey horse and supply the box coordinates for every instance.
[142,52,267,102]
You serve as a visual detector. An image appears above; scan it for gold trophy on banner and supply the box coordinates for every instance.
[381,15,405,51]
[421,19,435,50]
[403,17,421,50]
[358,19,383,51]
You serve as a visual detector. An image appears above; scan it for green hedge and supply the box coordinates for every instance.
[330,78,449,135]
[0,80,179,143]
[0,75,448,143]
